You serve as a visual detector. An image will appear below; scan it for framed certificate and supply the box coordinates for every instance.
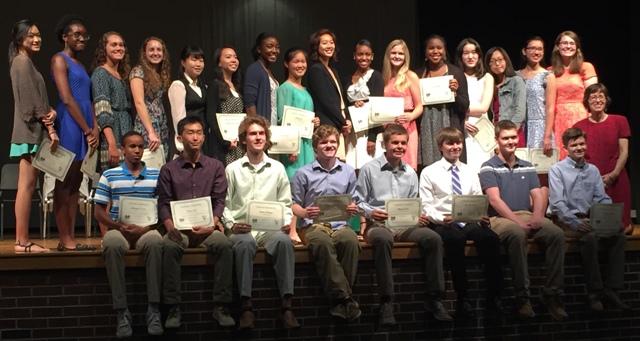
[472,117,497,153]
[32,139,76,182]
[216,113,246,141]
[247,200,285,231]
[385,198,421,229]
[119,196,158,226]
[451,195,488,223]
[269,126,300,154]
[313,194,352,223]
[590,203,623,237]
[368,96,404,124]
[348,104,372,133]
[515,148,558,174]
[142,145,165,169]
[282,105,315,139]
[419,75,454,105]
[170,196,214,230]
[80,148,100,183]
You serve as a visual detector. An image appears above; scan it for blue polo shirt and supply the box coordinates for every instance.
[479,155,539,217]
[94,162,160,221]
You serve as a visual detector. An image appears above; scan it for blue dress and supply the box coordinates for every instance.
[54,52,93,161]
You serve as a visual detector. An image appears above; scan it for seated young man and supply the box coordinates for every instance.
[479,119,567,321]
[94,131,163,338]
[355,124,452,325]
[291,124,361,321]
[222,115,299,330]
[549,127,629,311]
[157,116,235,329]
[420,127,503,318]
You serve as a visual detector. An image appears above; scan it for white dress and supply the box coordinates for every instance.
[464,74,492,173]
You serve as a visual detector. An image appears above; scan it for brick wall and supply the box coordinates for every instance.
[1,251,639,340]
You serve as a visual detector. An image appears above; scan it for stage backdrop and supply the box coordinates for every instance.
[0,0,635,228]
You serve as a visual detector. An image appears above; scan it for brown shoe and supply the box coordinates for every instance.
[281,309,300,329]
[543,295,568,321]
[517,299,536,319]
[238,310,255,330]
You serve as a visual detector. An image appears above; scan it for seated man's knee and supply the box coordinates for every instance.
[103,230,127,251]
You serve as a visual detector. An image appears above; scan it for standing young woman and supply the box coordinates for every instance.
[51,15,98,250]
[244,33,280,124]
[551,31,597,159]
[381,39,422,170]
[485,47,526,146]
[418,34,469,167]
[130,37,171,160]
[277,47,319,180]
[346,39,385,169]
[9,19,58,253]
[91,31,132,172]
[307,29,353,161]
[517,36,556,151]
[455,38,493,173]
[208,46,244,164]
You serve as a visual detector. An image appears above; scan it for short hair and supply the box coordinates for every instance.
[309,29,338,62]
[312,125,340,149]
[54,14,85,44]
[494,120,518,137]
[582,83,611,112]
[435,127,464,147]
[121,131,143,146]
[237,115,272,152]
[562,127,587,147]
[177,116,204,135]
[252,32,278,61]
[382,124,408,144]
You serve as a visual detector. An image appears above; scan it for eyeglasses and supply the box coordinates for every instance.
[525,46,544,52]
[68,32,91,41]
[558,41,576,47]
[488,58,505,65]
[588,94,606,102]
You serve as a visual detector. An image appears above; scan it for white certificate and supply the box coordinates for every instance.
[142,145,165,169]
[420,75,454,105]
[515,148,530,162]
[247,200,285,231]
[529,148,558,174]
[170,196,214,230]
[590,203,623,237]
[451,195,488,223]
[282,105,315,139]
[368,96,404,124]
[119,196,158,226]
[348,103,372,133]
[269,126,300,154]
[216,113,246,141]
[313,194,352,223]
[472,117,497,153]
[80,148,100,182]
[385,198,421,229]
[32,139,76,182]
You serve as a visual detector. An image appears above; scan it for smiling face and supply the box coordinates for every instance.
[461,43,479,71]
[354,44,373,70]
[105,34,125,63]
[557,34,577,59]
[318,33,336,60]
[425,37,446,65]
[384,133,408,162]
[524,39,544,65]
[586,90,607,114]
[21,25,42,54]
[64,23,88,52]
[496,128,519,156]
[244,123,267,154]
[258,37,280,64]
[488,50,506,76]
[144,39,164,65]
[286,51,307,79]
[565,136,587,162]
[315,133,339,162]
[389,43,406,69]
[440,139,463,163]
[218,47,239,73]
[182,54,204,79]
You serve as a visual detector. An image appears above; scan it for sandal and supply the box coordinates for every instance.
[15,242,49,253]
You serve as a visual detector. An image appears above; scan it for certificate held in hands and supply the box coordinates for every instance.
[216,113,246,141]
[451,195,488,223]
[247,200,285,231]
[282,105,315,139]
[269,126,300,154]
[80,148,100,182]
[368,96,404,125]
[119,196,158,227]
[170,196,214,230]
[420,75,454,105]
[32,139,76,182]
[142,145,165,169]
[515,148,558,174]
[314,194,351,223]
[348,103,372,133]
[471,117,497,153]
[590,203,623,237]
[385,198,421,229]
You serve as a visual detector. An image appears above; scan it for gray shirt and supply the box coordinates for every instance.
[479,155,539,216]
[10,54,49,144]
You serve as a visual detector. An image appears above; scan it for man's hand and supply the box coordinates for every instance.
[527,216,545,231]
[232,223,252,234]
[371,209,388,222]
[305,206,321,219]
[346,202,358,216]
[122,224,148,238]
[443,214,453,225]
[480,215,491,227]
[167,227,183,244]
[419,213,429,226]
[281,224,291,234]
[576,219,593,233]
[192,226,214,235]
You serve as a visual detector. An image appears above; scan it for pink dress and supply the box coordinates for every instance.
[574,115,631,227]
[384,80,418,169]
[553,62,596,158]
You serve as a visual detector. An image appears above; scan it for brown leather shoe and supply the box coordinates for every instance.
[281,309,300,329]
[238,309,255,330]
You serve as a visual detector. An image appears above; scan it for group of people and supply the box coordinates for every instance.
[8,15,633,338]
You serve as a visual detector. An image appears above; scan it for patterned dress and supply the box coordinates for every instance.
[219,87,244,165]
[91,66,132,171]
[519,70,551,148]
[130,66,169,160]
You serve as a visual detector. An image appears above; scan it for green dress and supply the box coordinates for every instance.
[276,81,315,179]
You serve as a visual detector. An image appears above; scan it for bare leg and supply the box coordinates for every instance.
[54,162,82,248]
[14,157,47,252]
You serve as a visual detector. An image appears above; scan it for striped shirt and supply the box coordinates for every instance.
[94,163,160,221]
[479,155,539,216]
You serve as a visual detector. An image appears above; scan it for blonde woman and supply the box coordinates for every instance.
[381,39,422,170]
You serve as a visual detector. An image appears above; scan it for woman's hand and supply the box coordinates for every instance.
[147,129,160,152]
[394,114,409,125]
[108,144,120,166]
[354,100,365,108]
[465,121,479,136]
[288,153,298,163]
[543,136,553,156]
[229,139,238,149]
[312,116,320,127]
[449,78,459,92]
[86,126,99,149]
[342,120,352,135]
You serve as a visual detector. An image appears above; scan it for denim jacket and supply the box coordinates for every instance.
[496,75,526,125]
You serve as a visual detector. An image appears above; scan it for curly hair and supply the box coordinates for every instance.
[238,115,272,152]
[91,31,130,79]
[135,36,171,95]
